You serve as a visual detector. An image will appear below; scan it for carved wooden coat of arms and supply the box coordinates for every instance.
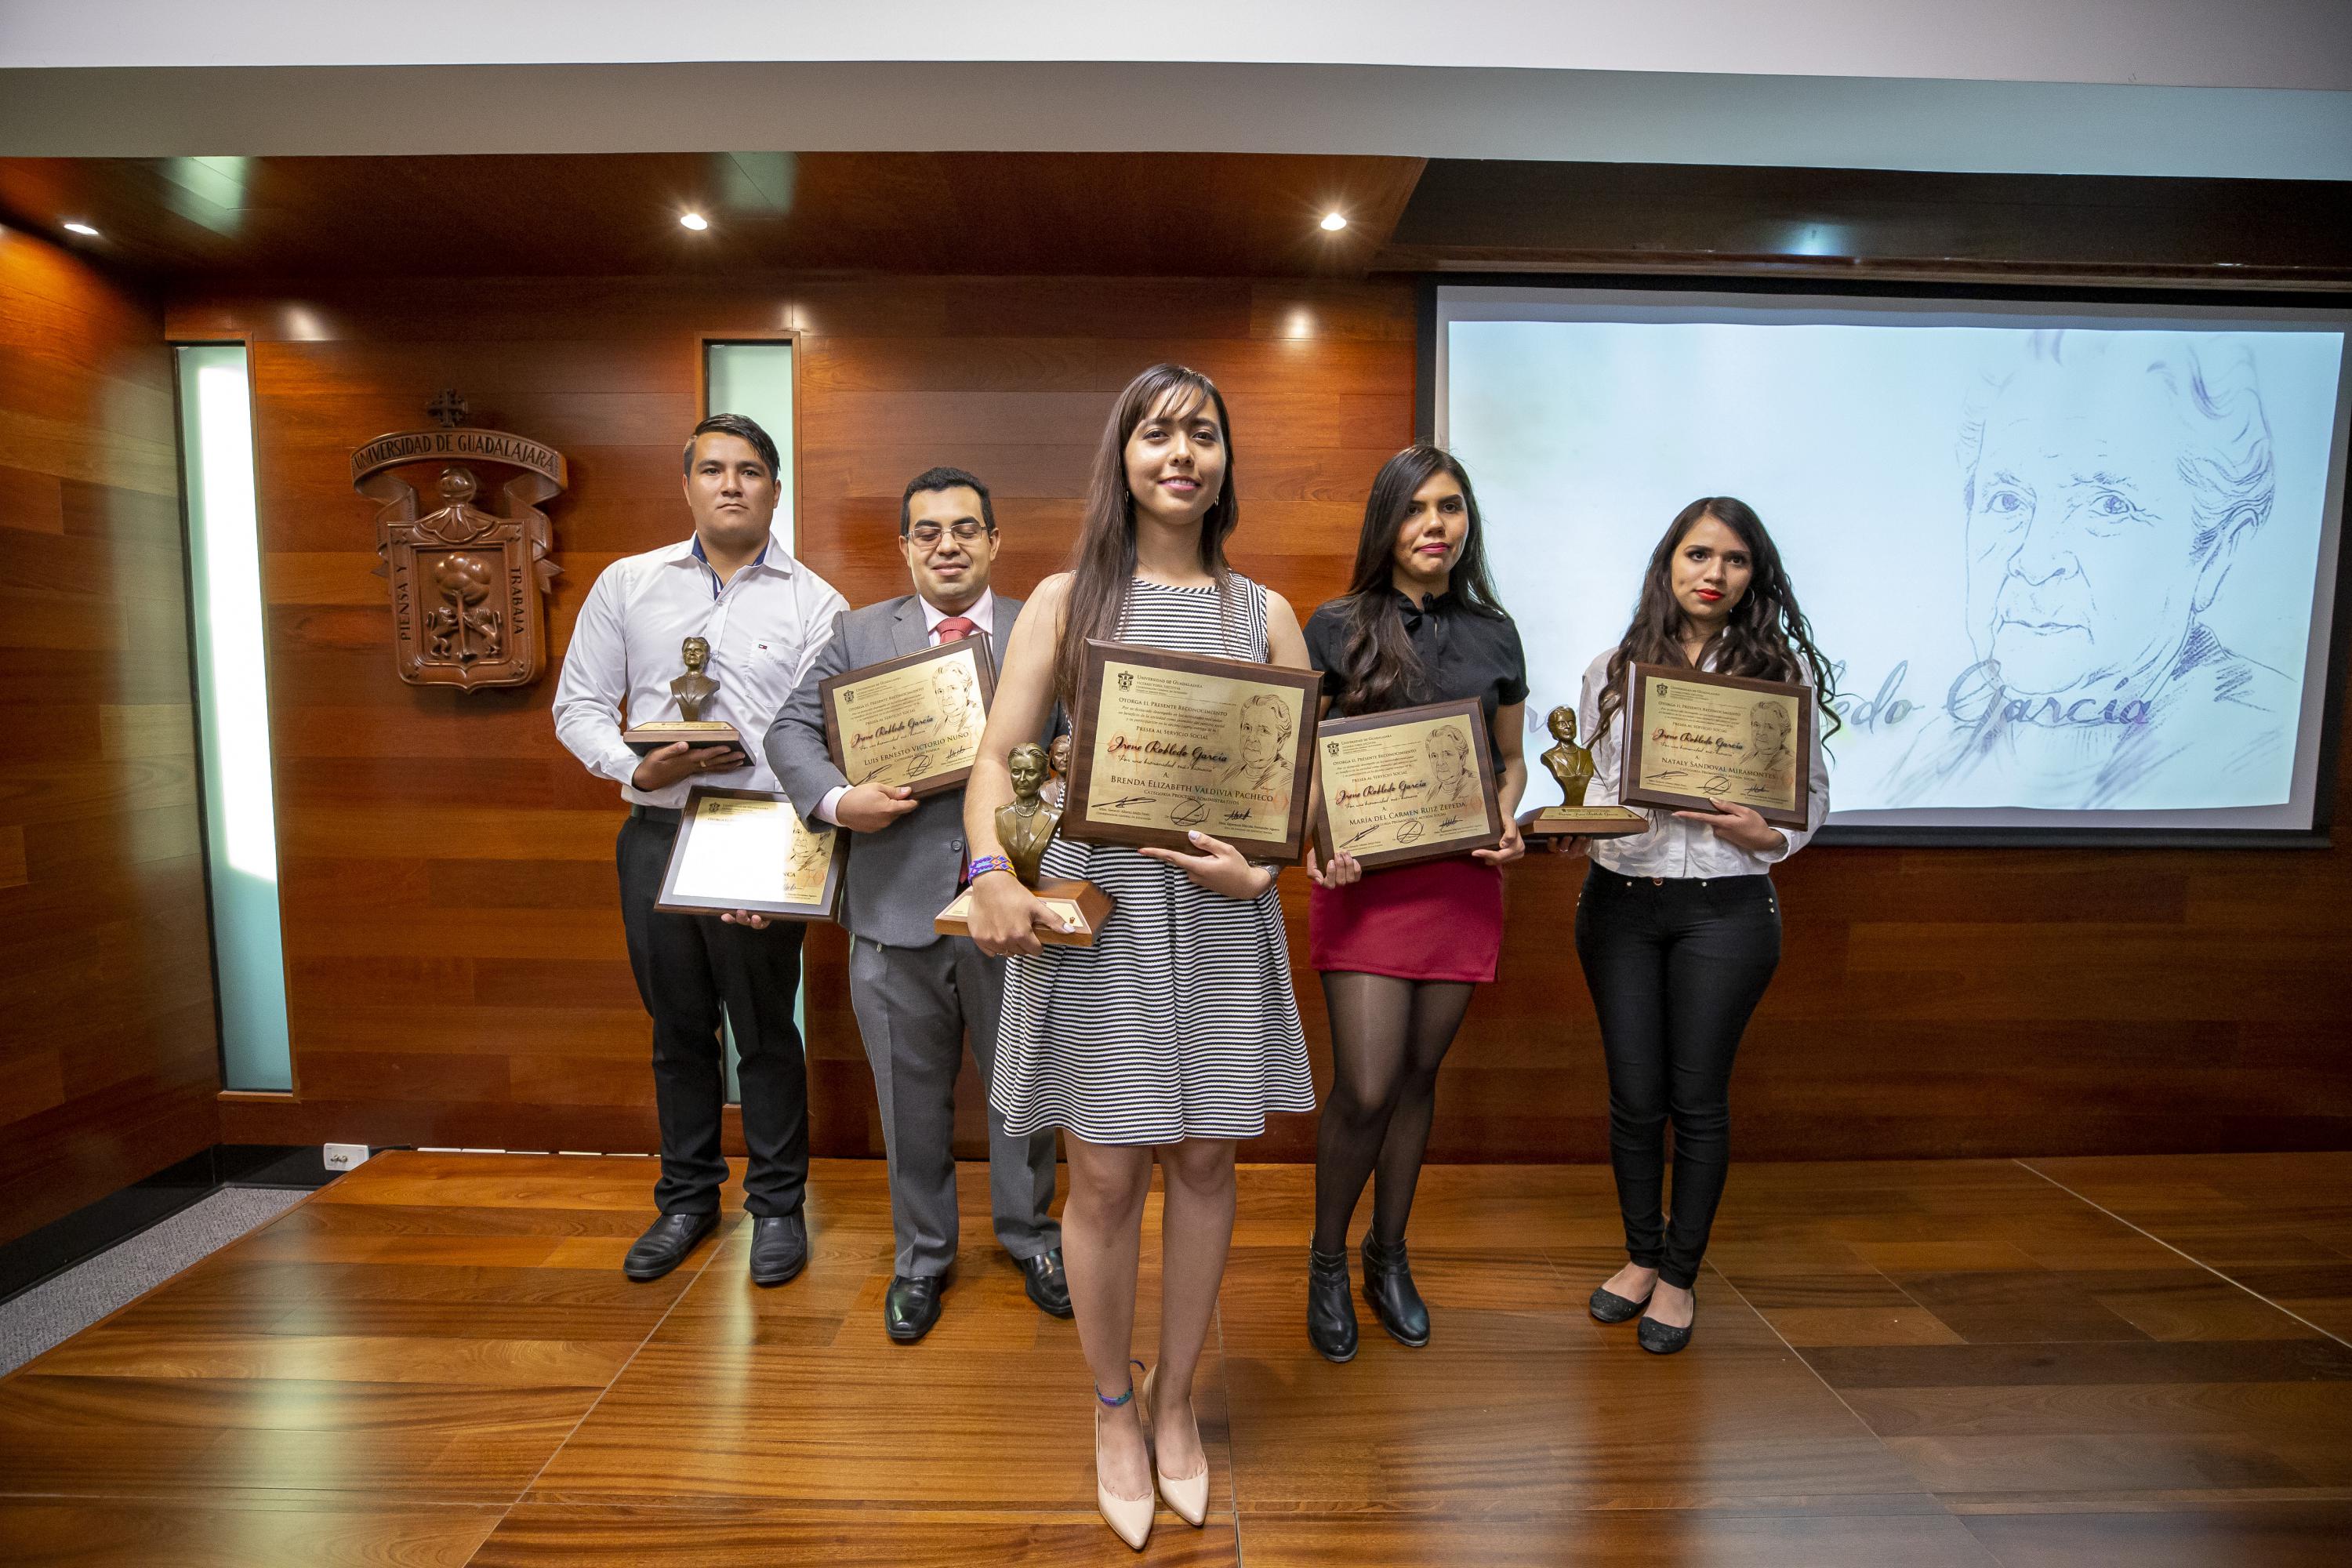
[352,392,566,691]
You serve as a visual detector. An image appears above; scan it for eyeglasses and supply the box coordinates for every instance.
[906,521,991,547]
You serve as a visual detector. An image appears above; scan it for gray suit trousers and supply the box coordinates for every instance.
[848,931,1060,1277]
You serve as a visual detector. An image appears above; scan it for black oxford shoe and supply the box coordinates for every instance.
[748,1212,808,1287]
[623,1211,717,1281]
[1021,1248,1074,1318]
[884,1274,945,1342]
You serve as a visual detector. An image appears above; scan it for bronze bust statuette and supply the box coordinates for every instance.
[621,634,745,754]
[1522,702,1648,840]
[1041,731,1073,811]
[935,739,1113,946]
[673,635,720,722]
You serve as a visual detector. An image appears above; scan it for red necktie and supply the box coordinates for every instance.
[935,615,978,644]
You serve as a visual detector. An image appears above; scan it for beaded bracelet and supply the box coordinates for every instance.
[967,855,1014,882]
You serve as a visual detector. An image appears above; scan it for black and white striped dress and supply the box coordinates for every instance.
[990,576,1316,1145]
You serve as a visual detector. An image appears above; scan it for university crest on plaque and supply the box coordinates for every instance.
[352,391,568,691]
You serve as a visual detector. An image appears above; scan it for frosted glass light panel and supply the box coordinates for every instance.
[704,340,796,552]
[175,343,293,1091]
[704,339,798,1099]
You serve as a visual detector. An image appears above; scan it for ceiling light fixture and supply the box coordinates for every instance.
[679,212,709,231]
[63,220,99,236]
[1319,212,1348,232]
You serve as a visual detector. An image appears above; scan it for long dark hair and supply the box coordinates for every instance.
[1053,364,1240,713]
[1327,445,1508,716]
[1597,496,1841,740]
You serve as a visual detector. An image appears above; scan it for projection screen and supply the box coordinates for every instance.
[1433,285,2352,841]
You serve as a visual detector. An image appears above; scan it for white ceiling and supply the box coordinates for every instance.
[3,2,2347,178]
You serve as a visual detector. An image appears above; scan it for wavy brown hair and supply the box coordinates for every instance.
[1052,364,1240,713]
[1597,496,1841,740]
[1326,446,1508,717]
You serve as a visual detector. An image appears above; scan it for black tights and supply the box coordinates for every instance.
[1311,971,1476,1253]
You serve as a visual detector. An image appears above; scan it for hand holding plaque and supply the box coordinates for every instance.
[1313,699,1504,870]
[819,634,996,800]
[624,635,746,754]
[1621,663,1813,829]
[1522,703,1648,840]
[935,742,1113,946]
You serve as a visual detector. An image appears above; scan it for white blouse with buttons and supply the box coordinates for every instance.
[1573,646,1831,880]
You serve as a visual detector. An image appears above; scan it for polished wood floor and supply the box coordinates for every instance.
[3,1151,2350,1566]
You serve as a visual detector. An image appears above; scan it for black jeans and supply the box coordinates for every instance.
[617,811,809,1218]
[1573,865,1780,1289]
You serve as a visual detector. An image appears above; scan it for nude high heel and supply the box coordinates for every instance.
[1094,1361,1152,1551]
[1139,1364,1209,1528]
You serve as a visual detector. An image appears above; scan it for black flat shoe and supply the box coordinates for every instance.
[1588,1284,1653,1324]
[1021,1248,1073,1318]
[1307,1245,1358,1363]
[1360,1234,1430,1348]
[1639,1292,1696,1355]
[748,1212,808,1287]
[884,1274,944,1342]
[623,1211,717,1281]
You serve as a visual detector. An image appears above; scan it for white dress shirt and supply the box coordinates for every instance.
[1575,645,1831,879]
[813,588,994,826]
[552,525,848,808]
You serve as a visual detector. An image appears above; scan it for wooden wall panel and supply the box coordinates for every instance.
[0,227,217,1243]
[169,270,2352,1167]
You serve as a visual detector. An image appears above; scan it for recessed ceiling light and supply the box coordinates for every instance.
[679,212,709,231]
[63,220,99,236]
[1319,212,1348,232]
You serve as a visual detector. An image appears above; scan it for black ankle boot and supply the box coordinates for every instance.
[1360,1235,1430,1348]
[1307,1246,1358,1363]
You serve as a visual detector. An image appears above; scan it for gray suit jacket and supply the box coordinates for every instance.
[765,592,1025,949]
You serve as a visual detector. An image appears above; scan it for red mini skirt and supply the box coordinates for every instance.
[1308,856,1504,982]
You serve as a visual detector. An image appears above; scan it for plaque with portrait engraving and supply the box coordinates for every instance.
[654,787,845,920]
[1621,663,1813,829]
[1313,698,1504,871]
[1063,639,1320,862]
[819,634,996,800]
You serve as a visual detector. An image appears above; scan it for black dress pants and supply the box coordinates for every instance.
[617,811,809,1218]
[1573,865,1780,1289]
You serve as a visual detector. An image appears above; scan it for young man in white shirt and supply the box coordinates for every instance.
[553,413,848,1285]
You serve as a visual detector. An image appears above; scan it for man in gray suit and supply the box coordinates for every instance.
[764,466,1066,1342]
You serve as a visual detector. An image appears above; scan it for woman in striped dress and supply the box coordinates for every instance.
[965,363,1316,1551]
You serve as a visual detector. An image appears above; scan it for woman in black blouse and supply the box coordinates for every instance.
[1301,445,1527,1360]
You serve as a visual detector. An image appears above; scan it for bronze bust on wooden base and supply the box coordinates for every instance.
[935,741,1112,946]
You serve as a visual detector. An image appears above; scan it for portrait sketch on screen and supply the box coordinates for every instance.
[1218,691,1296,793]
[1879,331,2296,811]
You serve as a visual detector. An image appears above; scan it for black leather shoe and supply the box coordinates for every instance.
[623,1211,717,1281]
[748,1212,808,1287]
[1307,1245,1359,1363]
[884,1274,944,1342]
[1589,1284,1653,1324]
[1639,1291,1696,1355]
[1360,1234,1431,1348]
[1020,1248,1073,1318]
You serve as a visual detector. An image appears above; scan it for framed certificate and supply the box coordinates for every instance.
[818,634,996,800]
[654,786,845,919]
[1313,698,1504,870]
[1064,638,1321,862]
[1621,663,1813,829]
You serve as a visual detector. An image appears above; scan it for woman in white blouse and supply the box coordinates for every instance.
[1566,497,1837,1354]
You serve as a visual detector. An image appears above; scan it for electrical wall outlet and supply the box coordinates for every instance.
[324,1142,371,1171]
